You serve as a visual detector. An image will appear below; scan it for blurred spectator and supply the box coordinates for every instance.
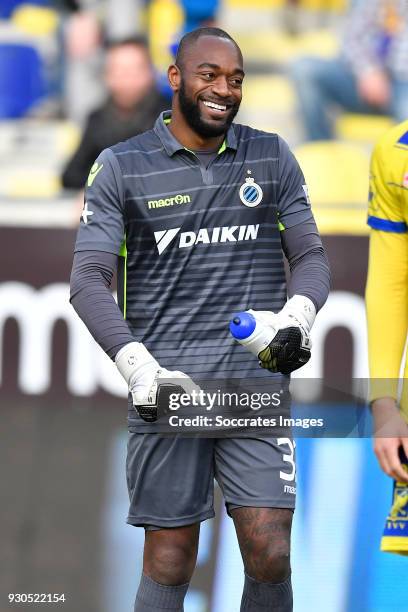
[64,8,100,61]
[63,0,144,123]
[61,37,169,190]
[290,0,408,140]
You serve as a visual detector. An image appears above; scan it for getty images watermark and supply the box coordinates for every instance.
[168,389,283,411]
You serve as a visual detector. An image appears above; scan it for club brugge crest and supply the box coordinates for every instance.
[239,176,263,207]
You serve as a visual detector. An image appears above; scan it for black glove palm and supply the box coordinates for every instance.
[258,326,311,375]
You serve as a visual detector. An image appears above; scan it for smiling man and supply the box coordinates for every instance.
[70,28,330,611]
[171,32,243,141]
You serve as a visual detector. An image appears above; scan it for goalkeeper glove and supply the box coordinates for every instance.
[250,295,316,375]
[115,342,200,422]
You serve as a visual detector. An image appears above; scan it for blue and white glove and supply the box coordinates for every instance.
[115,342,200,422]
[250,295,316,374]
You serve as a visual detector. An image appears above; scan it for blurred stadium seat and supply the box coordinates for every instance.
[56,120,81,158]
[148,0,184,71]
[0,0,47,19]
[7,169,60,198]
[238,74,297,139]
[242,74,296,113]
[335,113,395,146]
[294,140,370,234]
[0,43,46,118]
[297,0,348,11]
[11,4,58,37]
[0,119,80,199]
[225,0,349,11]
[234,29,339,67]
[225,0,285,7]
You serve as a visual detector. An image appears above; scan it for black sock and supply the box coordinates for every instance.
[134,573,189,611]
[240,573,293,611]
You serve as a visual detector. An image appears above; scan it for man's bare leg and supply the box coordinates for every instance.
[134,523,200,612]
[232,507,293,611]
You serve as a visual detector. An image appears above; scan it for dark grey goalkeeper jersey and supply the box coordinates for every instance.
[75,111,314,382]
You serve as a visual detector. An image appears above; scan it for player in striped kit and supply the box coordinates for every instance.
[70,27,330,611]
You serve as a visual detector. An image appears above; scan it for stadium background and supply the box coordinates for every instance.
[0,1,407,611]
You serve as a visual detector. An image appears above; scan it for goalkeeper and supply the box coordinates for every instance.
[366,119,408,554]
[70,27,330,612]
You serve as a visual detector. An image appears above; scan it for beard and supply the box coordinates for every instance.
[178,78,240,138]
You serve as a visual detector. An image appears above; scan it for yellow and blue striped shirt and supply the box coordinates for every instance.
[366,119,408,412]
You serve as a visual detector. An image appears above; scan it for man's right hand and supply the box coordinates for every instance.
[372,397,408,483]
[115,342,200,422]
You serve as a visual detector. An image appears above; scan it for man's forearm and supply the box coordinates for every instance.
[70,250,135,359]
[281,221,331,312]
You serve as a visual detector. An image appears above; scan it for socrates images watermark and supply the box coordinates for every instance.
[168,414,324,429]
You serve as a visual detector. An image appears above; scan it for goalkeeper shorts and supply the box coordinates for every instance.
[125,434,296,528]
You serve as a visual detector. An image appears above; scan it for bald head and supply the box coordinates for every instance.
[175,27,242,70]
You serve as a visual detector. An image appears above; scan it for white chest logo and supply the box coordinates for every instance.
[239,177,263,207]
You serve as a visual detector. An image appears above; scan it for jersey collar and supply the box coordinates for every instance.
[154,110,237,156]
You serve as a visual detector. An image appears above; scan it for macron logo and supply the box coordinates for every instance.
[154,224,260,255]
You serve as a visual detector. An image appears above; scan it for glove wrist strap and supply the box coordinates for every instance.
[283,295,316,330]
[115,342,159,386]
